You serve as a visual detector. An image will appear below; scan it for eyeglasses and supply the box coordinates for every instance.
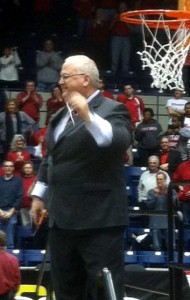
[60,74,85,80]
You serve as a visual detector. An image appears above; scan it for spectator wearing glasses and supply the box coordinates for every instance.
[0,161,22,248]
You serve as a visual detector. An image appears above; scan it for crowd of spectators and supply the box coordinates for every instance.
[0,0,188,252]
[0,0,179,90]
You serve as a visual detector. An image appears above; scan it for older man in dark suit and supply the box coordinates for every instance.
[31,55,132,300]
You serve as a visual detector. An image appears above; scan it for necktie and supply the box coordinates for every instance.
[65,110,78,128]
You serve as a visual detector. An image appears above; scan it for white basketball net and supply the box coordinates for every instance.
[137,13,190,91]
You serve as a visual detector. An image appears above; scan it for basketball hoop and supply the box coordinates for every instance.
[120,10,190,91]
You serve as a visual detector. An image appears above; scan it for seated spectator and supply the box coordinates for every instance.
[146,171,178,251]
[138,155,170,203]
[173,147,190,228]
[0,46,22,89]
[98,78,114,100]
[16,80,43,129]
[19,161,36,226]
[6,135,31,176]
[135,108,163,167]
[36,39,63,92]
[156,136,182,178]
[46,85,65,124]
[29,126,47,158]
[0,230,21,299]
[0,98,35,157]
[0,160,22,248]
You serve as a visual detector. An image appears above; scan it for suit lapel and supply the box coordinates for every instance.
[48,92,103,148]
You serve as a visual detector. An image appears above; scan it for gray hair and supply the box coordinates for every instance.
[64,55,99,88]
[10,134,26,151]
[148,155,160,163]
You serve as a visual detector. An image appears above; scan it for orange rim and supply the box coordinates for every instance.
[120,9,190,29]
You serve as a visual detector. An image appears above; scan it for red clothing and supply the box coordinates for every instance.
[46,97,65,123]
[160,152,169,164]
[102,90,114,100]
[16,91,43,122]
[33,0,53,12]
[98,0,117,9]
[87,20,109,43]
[173,161,190,202]
[7,150,31,175]
[21,175,36,208]
[117,94,144,127]
[74,0,95,19]
[0,250,21,295]
[111,18,131,36]
[29,127,47,157]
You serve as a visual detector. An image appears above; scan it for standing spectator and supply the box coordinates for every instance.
[29,126,47,158]
[173,147,190,228]
[31,54,132,300]
[97,0,117,21]
[146,171,178,251]
[46,85,65,124]
[0,160,22,248]
[159,115,183,149]
[6,135,31,176]
[73,0,95,41]
[156,136,182,178]
[165,89,187,128]
[98,78,114,100]
[0,231,21,299]
[110,2,132,77]
[0,46,22,89]
[33,0,53,33]
[0,98,35,157]
[135,108,163,166]
[36,39,63,92]
[16,80,43,128]
[117,84,145,129]
[20,161,36,227]
[87,8,110,70]
[138,155,170,203]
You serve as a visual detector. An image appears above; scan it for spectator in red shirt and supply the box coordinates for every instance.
[16,80,43,129]
[98,78,114,100]
[0,230,21,299]
[6,134,31,176]
[117,84,145,129]
[46,85,65,124]
[19,161,36,226]
[29,126,47,158]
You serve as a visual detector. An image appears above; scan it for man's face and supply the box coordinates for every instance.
[174,90,183,99]
[26,82,35,93]
[160,138,170,151]
[156,174,166,188]
[124,85,133,97]
[172,117,181,128]
[143,111,152,122]
[44,40,54,52]
[3,162,14,176]
[148,159,159,172]
[59,64,86,101]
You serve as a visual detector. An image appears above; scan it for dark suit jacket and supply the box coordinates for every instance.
[38,92,132,229]
[156,149,182,177]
